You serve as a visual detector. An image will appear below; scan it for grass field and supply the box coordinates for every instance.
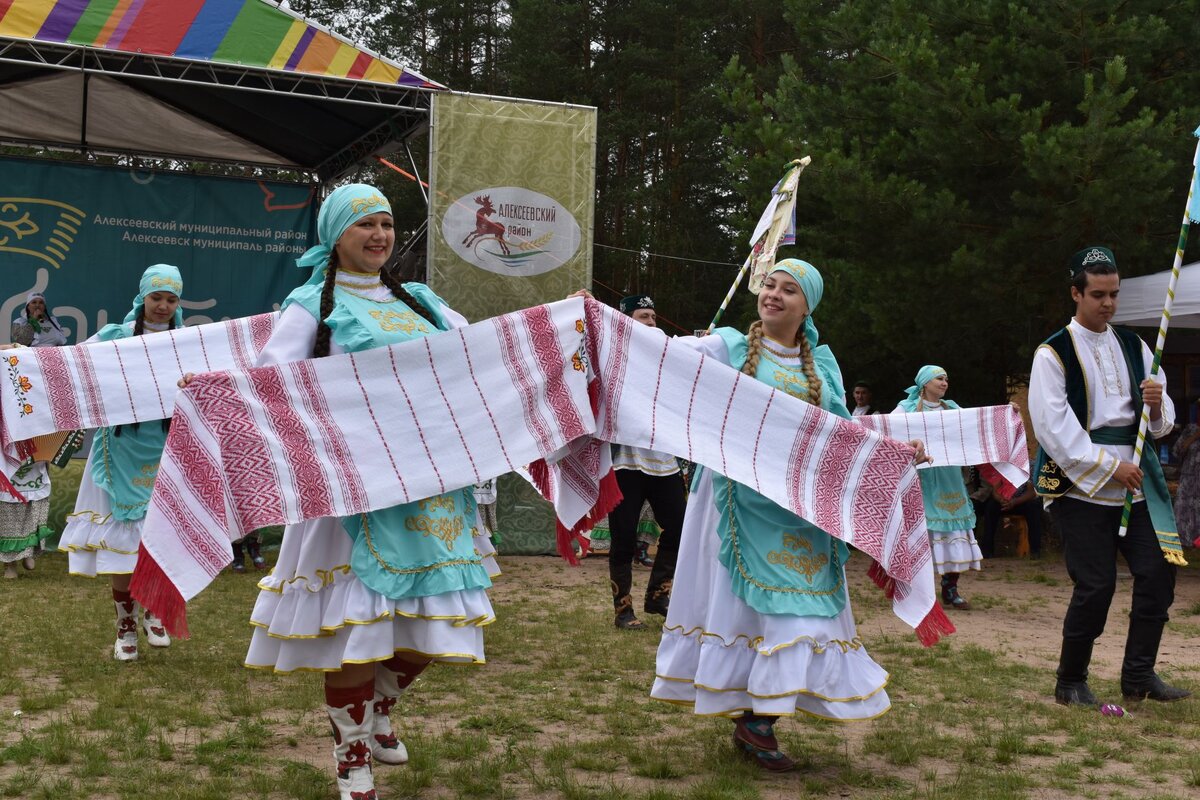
[1,549,1197,800]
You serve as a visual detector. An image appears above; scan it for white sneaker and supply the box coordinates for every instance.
[141,612,171,648]
[113,633,138,661]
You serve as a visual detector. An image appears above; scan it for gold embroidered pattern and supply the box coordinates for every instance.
[405,513,464,547]
[350,194,390,213]
[935,492,967,515]
[418,495,456,513]
[149,276,182,292]
[131,462,159,489]
[369,309,431,335]
[361,515,479,573]
[772,370,807,399]
[725,483,844,597]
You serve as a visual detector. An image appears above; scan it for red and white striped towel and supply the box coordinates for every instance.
[131,298,955,645]
[0,314,278,470]
[857,407,1030,498]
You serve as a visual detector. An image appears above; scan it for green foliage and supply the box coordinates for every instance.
[721,0,1200,403]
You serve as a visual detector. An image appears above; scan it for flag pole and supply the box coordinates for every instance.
[705,157,810,333]
[1118,131,1200,551]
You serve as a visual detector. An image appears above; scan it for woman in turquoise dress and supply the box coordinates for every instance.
[893,366,982,609]
[238,185,498,800]
[651,260,922,771]
[59,265,182,660]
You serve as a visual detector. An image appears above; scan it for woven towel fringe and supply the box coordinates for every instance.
[915,604,956,647]
[528,459,552,500]
[977,462,1018,500]
[15,439,35,461]
[0,468,25,502]
[554,468,622,565]
[868,559,953,646]
[130,543,191,639]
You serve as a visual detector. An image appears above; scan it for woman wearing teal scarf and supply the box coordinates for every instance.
[59,264,183,662]
[651,259,916,772]
[894,365,983,609]
[238,184,497,800]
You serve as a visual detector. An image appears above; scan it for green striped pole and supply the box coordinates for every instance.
[705,157,810,334]
[1118,136,1200,538]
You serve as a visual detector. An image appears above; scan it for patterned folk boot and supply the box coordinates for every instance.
[140,605,171,648]
[372,655,431,765]
[610,561,644,629]
[113,588,138,662]
[326,680,376,800]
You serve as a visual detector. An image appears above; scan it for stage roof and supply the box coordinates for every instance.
[0,0,446,180]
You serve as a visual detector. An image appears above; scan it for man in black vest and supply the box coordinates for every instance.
[1029,246,1190,706]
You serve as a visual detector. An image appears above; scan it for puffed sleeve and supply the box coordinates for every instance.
[1028,344,1120,496]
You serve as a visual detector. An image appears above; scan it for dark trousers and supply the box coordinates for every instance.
[608,469,686,603]
[978,498,1044,557]
[1049,496,1175,645]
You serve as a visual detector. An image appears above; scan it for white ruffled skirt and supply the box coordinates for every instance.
[650,472,891,721]
[244,516,499,674]
[930,528,983,574]
[57,448,141,576]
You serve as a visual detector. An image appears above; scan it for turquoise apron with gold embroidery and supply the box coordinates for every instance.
[707,328,850,617]
[91,424,167,522]
[285,281,491,600]
[916,465,977,532]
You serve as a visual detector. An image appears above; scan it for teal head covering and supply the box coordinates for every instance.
[295,183,392,286]
[763,258,823,348]
[123,264,183,327]
[901,365,959,411]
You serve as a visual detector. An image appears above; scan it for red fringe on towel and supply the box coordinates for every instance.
[130,543,190,639]
[867,558,955,646]
[554,468,623,565]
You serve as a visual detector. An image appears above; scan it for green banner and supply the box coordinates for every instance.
[0,157,316,342]
[428,92,596,320]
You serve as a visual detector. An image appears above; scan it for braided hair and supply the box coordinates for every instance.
[312,256,440,359]
[741,320,822,407]
[312,253,341,358]
[379,268,438,328]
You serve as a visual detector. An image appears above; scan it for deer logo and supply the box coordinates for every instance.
[461,195,509,255]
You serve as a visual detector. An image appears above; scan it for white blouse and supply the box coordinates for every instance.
[1028,319,1173,506]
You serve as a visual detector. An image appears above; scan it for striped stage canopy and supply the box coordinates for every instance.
[0,0,445,178]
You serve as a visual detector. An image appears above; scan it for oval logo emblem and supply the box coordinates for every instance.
[442,187,580,277]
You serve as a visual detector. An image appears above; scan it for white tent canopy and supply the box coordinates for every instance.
[1112,261,1200,328]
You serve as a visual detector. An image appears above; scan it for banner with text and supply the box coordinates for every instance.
[427,92,596,321]
[0,157,316,343]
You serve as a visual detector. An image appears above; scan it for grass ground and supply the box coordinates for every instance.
[1,549,1197,800]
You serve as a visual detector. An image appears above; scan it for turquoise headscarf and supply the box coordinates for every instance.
[900,365,960,411]
[123,264,183,327]
[295,183,392,286]
[766,258,823,349]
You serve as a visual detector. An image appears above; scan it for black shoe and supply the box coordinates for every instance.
[1054,681,1097,707]
[644,596,669,616]
[1121,674,1192,703]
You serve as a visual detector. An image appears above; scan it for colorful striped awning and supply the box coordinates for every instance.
[0,0,443,89]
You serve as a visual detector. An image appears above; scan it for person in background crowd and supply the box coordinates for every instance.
[603,294,686,630]
[11,292,69,348]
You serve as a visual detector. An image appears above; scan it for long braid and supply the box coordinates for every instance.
[312,255,340,358]
[379,269,439,328]
[742,321,764,378]
[796,333,823,407]
[744,320,823,408]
